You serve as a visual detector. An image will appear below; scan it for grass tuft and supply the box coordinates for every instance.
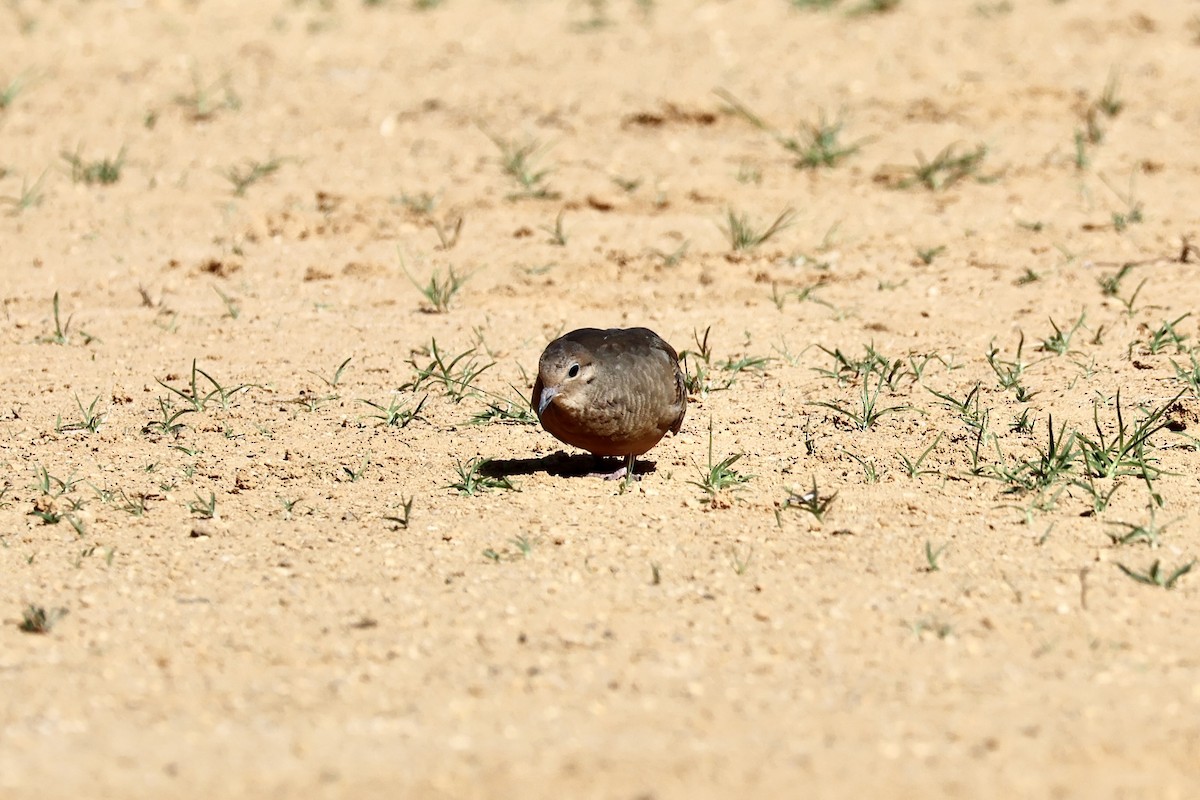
[689,420,751,501]
[899,143,989,191]
[19,605,67,634]
[720,207,795,252]
[448,458,517,495]
[776,478,837,525]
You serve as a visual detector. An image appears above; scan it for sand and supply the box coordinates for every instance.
[2,1,1199,797]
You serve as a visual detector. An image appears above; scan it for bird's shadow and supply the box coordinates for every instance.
[479,452,658,479]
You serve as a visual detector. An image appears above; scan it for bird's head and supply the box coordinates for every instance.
[535,340,596,417]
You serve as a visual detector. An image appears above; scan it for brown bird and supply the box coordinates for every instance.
[531,327,687,480]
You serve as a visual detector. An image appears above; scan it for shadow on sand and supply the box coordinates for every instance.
[478,451,658,479]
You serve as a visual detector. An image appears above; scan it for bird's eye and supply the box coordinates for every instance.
[567,364,580,378]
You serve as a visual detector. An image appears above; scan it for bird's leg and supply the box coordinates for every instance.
[601,453,638,482]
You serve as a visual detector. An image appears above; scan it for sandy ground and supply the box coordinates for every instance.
[2,0,1200,797]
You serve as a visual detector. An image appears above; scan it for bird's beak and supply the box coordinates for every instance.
[537,386,559,417]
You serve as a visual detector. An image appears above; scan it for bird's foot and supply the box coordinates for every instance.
[594,455,639,482]
[602,466,640,482]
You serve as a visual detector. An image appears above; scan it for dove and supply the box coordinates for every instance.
[531,327,687,480]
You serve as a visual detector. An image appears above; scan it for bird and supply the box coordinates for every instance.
[531,327,687,481]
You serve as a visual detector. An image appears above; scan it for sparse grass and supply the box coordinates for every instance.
[572,0,612,30]
[308,356,353,389]
[342,455,371,482]
[899,143,989,191]
[1117,559,1194,590]
[540,209,568,245]
[482,536,536,562]
[188,491,216,519]
[144,397,194,438]
[612,175,642,193]
[18,605,67,634]
[61,146,125,185]
[1111,202,1144,232]
[771,282,837,314]
[27,489,76,528]
[909,351,955,381]
[788,114,863,169]
[721,207,795,252]
[213,287,240,319]
[1097,263,1137,297]
[448,458,516,495]
[916,245,946,265]
[113,490,150,517]
[898,433,943,478]
[384,496,414,530]
[679,327,715,395]
[730,546,754,576]
[716,90,865,170]
[1143,314,1190,355]
[359,394,428,428]
[433,215,464,250]
[1116,277,1147,317]
[719,353,772,383]
[986,333,1038,397]
[1171,350,1200,397]
[924,540,948,571]
[398,191,437,215]
[927,383,984,426]
[689,420,751,501]
[1037,312,1085,356]
[986,416,1078,494]
[403,340,494,402]
[175,69,240,121]
[223,156,287,196]
[157,360,255,411]
[649,240,689,267]
[678,328,771,395]
[56,394,106,434]
[975,1,1013,17]
[844,449,883,483]
[0,73,31,110]
[1015,268,1041,286]
[736,164,762,184]
[1074,472,1121,514]
[814,343,908,389]
[1106,505,1176,548]
[850,0,900,15]
[90,483,148,516]
[401,258,466,314]
[488,133,559,200]
[1083,105,1105,147]
[33,466,79,498]
[813,372,911,430]
[776,478,837,525]
[1073,129,1091,171]
[1076,390,1181,481]
[36,292,96,346]
[467,387,537,426]
[1095,70,1124,118]
[1101,173,1144,232]
[0,170,47,215]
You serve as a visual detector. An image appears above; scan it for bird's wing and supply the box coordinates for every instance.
[670,361,687,434]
